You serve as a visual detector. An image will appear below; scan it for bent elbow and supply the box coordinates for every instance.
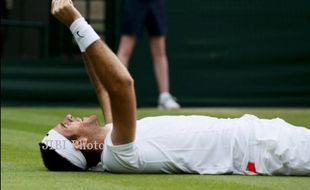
[124,76,134,88]
[109,75,134,94]
[120,76,134,92]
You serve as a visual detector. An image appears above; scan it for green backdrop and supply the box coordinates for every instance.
[2,0,310,106]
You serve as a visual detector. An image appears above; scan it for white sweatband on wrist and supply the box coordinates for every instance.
[70,17,100,52]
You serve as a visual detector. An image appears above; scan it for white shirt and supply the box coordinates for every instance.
[101,114,259,174]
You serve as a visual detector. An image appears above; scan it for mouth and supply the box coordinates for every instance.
[60,122,68,128]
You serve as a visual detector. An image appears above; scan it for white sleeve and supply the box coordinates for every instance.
[101,131,143,173]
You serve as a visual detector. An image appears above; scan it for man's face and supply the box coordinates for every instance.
[54,114,99,140]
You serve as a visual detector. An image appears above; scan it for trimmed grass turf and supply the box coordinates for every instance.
[1,107,310,190]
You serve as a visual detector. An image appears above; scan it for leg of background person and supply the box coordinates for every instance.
[117,35,137,67]
[150,36,169,94]
[150,36,180,109]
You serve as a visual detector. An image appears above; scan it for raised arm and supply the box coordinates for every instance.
[51,0,136,145]
[82,53,112,124]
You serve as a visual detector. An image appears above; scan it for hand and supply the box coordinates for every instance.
[51,0,83,27]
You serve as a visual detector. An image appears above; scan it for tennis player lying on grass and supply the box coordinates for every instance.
[39,0,310,176]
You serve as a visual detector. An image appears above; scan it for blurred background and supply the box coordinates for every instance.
[1,0,310,107]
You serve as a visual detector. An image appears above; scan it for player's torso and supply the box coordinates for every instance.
[103,115,253,174]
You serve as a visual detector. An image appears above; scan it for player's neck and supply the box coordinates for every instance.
[93,127,110,152]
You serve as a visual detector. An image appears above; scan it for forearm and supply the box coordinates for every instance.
[82,53,112,124]
[85,41,137,144]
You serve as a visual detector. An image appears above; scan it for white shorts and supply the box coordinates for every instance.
[249,117,310,175]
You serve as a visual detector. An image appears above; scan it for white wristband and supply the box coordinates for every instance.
[69,18,100,52]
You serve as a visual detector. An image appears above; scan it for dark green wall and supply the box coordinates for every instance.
[1,58,97,106]
[2,0,310,106]
[127,0,310,106]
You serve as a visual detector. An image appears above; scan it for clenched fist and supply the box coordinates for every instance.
[51,0,82,27]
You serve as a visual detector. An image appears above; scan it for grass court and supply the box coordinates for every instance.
[1,107,310,190]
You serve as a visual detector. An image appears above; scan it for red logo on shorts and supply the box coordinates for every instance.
[247,161,256,173]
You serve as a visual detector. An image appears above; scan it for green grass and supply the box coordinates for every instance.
[1,107,310,190]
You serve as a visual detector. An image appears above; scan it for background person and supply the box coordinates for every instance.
[117,0,180,109]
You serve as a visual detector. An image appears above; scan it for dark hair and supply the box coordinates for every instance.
[80,149,101,168]
[39,143,101,171]
[39,143,83,171]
